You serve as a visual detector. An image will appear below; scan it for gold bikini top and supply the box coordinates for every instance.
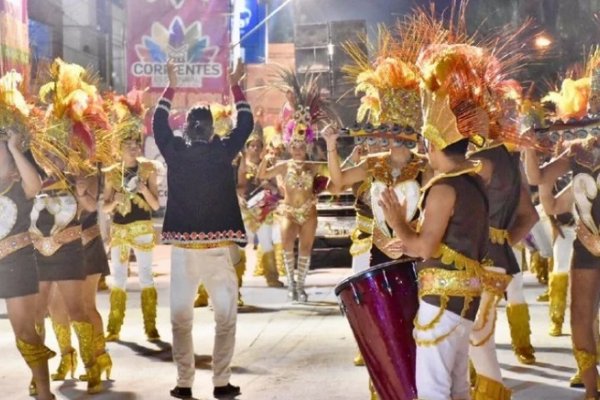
[285,161,314,191]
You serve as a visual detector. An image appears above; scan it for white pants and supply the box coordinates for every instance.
[469,267,508,383]
[351,251,371,274]
[246,223,275,252]
[553,225,576,274]
[110,233,155,289]
[506,272,526,304]
[528,206,554,258]
[272,221,282,245]
[170,245,238,387]
[415,301,473,400]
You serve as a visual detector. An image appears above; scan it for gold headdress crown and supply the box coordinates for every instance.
[0,70,30,140]
[210,103,233,137]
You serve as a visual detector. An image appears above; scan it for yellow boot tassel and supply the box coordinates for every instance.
[72,321,103,394]
[548,273,568,337]
[50,320,78,381]
[369,379,379,400]
[106,288,126,341]
[17,338,56,396]
[194,284,209,308]
[506,303,536,364]
[253,247,265,276]
[572,348,600,392]
[141,287,161,341]
[80,334,112,381]
[235,251,246,306]
[353,350,365,367]
[263,250,284,287]
[472,374,512,400]
[274,243,286,277]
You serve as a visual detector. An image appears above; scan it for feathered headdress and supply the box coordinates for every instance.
[210,103,233,137]
[0,70,30,140]
[273,67,338,146]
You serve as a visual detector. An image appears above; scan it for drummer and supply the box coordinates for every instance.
[237,132,284,287]
[379,45,491,400]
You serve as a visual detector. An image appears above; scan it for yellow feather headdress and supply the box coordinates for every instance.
[0,70,30,140]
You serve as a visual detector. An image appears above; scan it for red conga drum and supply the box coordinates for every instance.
[335,259,418,400]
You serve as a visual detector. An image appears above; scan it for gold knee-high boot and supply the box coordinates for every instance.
[141,287,160,341]
[72,321,103,394]
[80,334,112,381]
[296,255,311,303]
[506,303,536,364]
[106,288,126,341]
[471,374,512,400]
[263,250,284,287]
[50,320,77,380]
[548,273,569,336]
[283,250,296,301]
[253,246,265,276]
[274,243,286,277]
[235,250,246,306]
[194,284,209,308]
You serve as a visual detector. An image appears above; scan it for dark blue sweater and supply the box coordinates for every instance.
[152,86,253,245]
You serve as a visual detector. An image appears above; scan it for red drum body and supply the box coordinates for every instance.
[335,259,418,400]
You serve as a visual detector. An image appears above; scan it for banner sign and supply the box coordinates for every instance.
[240,0,267,64]
[0,0,29,75]
[126,0,230,98]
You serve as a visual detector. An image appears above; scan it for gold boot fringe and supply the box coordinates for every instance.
[141,287,160,341]
[106,288,126,341]
[274,243,286,277]
[263,250,284,287]
[50,320,77,380]
[369,379,379,400]
[72,321,103,394]
[235,251,246,306]
[80,334,112,381]
[253,247,265,276]
[194,284,209,308]
[548,273,568,336]
[472,374,512,400]
[506,303,536,364]
[16,338,56,367]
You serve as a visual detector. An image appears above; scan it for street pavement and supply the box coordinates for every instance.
[0,245,589,400]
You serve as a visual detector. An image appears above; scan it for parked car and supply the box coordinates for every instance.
[312,190,356,268]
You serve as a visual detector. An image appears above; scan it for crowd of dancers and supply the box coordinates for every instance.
[1,3,600,400]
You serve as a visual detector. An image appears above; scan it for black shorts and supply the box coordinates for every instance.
[571,239,600,270]
[84,237,110,277]
[36,240,86,281]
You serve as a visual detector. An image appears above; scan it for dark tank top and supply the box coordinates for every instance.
[417,171,489,320]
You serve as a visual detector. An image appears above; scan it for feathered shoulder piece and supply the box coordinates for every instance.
[210,103,233,137]
[273,67,338,145]
[0,70,30,139]
[35,58,109,178]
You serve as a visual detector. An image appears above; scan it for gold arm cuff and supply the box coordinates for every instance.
[355,214,374,235]
[349,229,372,257]
[0,231,32,260]
[31,225,82,256]
[489,227,510,245]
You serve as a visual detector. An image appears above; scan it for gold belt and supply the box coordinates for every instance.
[418,268,482,298]
[111,220,156,262]
[31,226,82,257]
[489,227,510,245]
[480,268,512,296]
[0,232,32,260]
[174,240,234,250]
[82,225,101,246]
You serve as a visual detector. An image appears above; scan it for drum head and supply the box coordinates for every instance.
[370,180,420,238]
[247,190,266,209]
[334,258,416,296]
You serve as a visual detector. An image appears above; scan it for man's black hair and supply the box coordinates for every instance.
[185,106,214,142]
[442,138,469,157]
